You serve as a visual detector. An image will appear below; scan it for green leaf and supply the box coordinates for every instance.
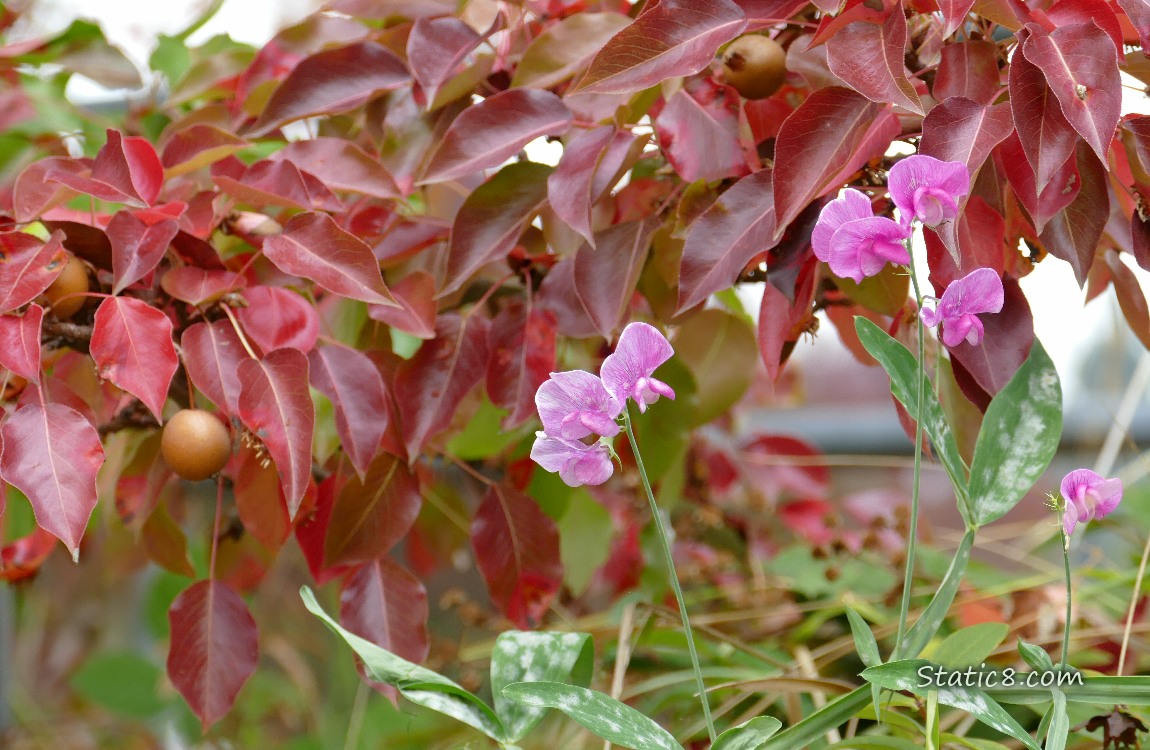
[300,586,506,741]
[675,309,759,426]
[1044,690,1069,750]
[71,651,166,719]
[900,529,975,659]
[854,318,970,518]
[501,682,685,750]
[825,739,925,750]
[763,686,872,750]
[446,396,523,459]
[558,489,614,596]
[491,632,594,742]
[711,716,783,750]
[846,609,881,668]
[967,341,1062,526]
[1017,639,1055,673]
[988,676,1150,706]
[931,623,1010,668]
[861,660,1040,750]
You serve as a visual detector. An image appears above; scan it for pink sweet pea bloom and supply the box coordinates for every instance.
[919,268,1004,347]
[1060,469,1123,536]
[530,432,614,487]
[888,155,970,227]
[600,322,676,413]
[812,188,911,283]
[536,370,622,439]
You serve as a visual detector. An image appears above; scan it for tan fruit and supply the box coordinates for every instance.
[722,35,787,100]
[161,409,233,481]
[2,372,27,400]
[42,253,89,319]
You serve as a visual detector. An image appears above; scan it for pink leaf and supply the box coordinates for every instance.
[420,89,573,184]
[91,296,178,421]
[340,559,429,664]
[471,485,563,629]
[160,123,249,178]
[181,320,250,416]
[574,218,660,338]
[938,0,977,37]
[322,454,421,569]
[0,304,43,383]
[407,15,482,105]
[215,159,342,212]
[920,97,1014,177]
[12,158,85,222]
[548,126,643,246]
[271,138,399,199]
[933,41,1002,108]
[309,345,391,480]
[394,314,490,462]
[1115,0,1150,48]
[367,271,437,339]
[0,231,68,314]
[262,212,396,306]
[486,302,557,430]
[249,42,410,136]
[237,348,315,518]
[236,286,320,354]
[161,267,245,306]
[572,0,747,95]
[654,79,750,183]
[0,402,104,559]
[107,210,179,294]
[166,580,259,730]
[825,4,923,114]
[1038,142,1109,286]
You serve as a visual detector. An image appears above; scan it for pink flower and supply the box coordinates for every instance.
[530,432,614,487]
[919,268,1004,347]
[1060,469,1123,536]
[601,322,676,413]
[536,370,622,439]
[888,155,970,227]
[812,188,911,283]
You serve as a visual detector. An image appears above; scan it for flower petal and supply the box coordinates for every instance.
[1062,499,1079,536]
[812,189,874,261]
[1094,477,1123,518]
[536,370,620,439]
[941,268,1004,317]
[920,302,942,328]
[601,322,674,405]
[941,314,978,347]
[1060,468,1100,505]
[529,432,614,487]
[888,155,970,225]
[826,216,910,283]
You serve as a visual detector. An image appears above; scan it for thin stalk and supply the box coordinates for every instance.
[894,251,927,660]
[622,410,716,742]
[1118,528,1150,675]
[1060,527,1073,667]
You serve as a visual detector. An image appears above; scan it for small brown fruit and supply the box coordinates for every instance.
[42,253,89,319]
[722,35,787,100]
[161,409,232,481]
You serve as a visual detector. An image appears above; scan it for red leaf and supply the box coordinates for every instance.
[340,558,429,663]
[536,258,601,339]
[0,528,57,583]
[249,42,410,136]
[12,158,85,221]
[486,302,556,430]
[141,501,196,577]
[166,579,259,730]
[323,453,421,569]
[654,79,750,183]
[925,197,1007,288]
[236,286,320,355]
[263,212,396,306]
[160,123,249,178]
[233,446,291,551]
[442,162,551,296]
[572,0,747,95]
[367,271,438,339]
[825,4,923,114]
[1038,142,1109,285]
[91,296,178,421]
[90,129,164,206]
[939,0,977,36]
[0,402,104,559]
[773,87,895,232]
[420,89,573,184]
[548,126,644,246]
[161,267,245,305]
[471,485,563,629]
[512,12,632,89]
[757,256,818,380]
[921,98,1014,177]
[1115,0,1150,48]
[1105,250,1150,349]
[181,320,250,416]
[948,277,1034,396]
[215,159,342,212]
[1021,23,1121,168]
[1045,0,1125,57]
[295,473,351,585]
[271,138,399,200]
[309,345,391,480]
[933,41,1002,106]
[107,210,179,294]
[0,304,43,383]
[407,15,482,106]
[997,131,1079,233]
[394,314,490,462]
[0,230,67,314]
[1008,27,1079,194]
[1133,212,1150,272]
[679,169,775,311]
[237,349,315,518]
[574,218,659,338]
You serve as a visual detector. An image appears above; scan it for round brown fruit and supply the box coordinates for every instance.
[42,253,89,319]
[722,35,787,100]
[161,409,233,481]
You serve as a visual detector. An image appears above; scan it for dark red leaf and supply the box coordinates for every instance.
[323,453,421,569]
[309,345,391,480]
[107,211,179,294]
[997,131,1079,233]
[921,97,1014,177]
[161,267,244,306]
[573,0,747,95]
[758,256,818,380]
[1039,142,1109,285]
[295,473,351,585]
[1045,0,1124,57]
[249,42,410,136]
[1132,212,1150,272]
[91,296,178,421]
[181,320,250,416]
[160,123,249,178]
[536,258,601,339]
[486,302,557,429]
[0,230,67,314]
[0,528,57,583]
[512,12,632,89]
[948,277,1033,396]
[933,41,1002,106]
[233,446,291,551]
[825,5,923,114]
[263,212,396,306]
[237,348,315,518]
[574,218,660,338]
[548,126,643,246]
[271,138,399,199]
[166,579,259,730]
[442,162,551,296]
[654,78,750,183]
[340,558,429,663]
[0,402,103,560]
[0,304,43,382]
[90,129,164,206]
[420,89,572,184]
[407,15,481,105]
[679,169,775,311]
[1116,0,1150,48]
[938,0,977,36]
[1009,27,1079,194]
[215,159,342,212]
[1105,250,1150,349]
[394,314,490,462]
[924,197,1006,289]
[367,271,437,339]
[236,286,320,354]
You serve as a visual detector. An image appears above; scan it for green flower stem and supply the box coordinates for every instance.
[622,410,716,742]
[1060,525,1072,667]
[894,250,927,661]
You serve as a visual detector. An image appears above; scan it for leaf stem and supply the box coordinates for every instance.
[1060,525,1072,668]
[622,410,716,742]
